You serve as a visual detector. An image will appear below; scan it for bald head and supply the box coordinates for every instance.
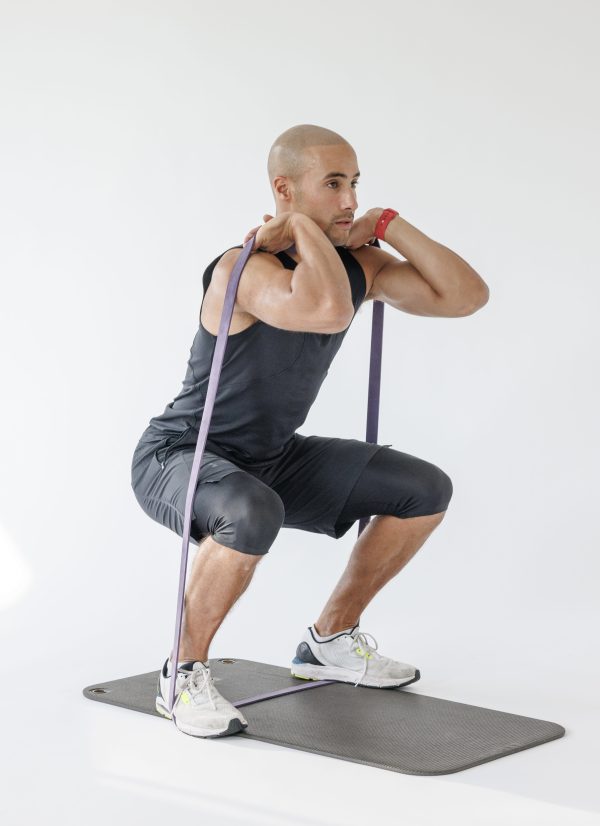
[267,124,352,192]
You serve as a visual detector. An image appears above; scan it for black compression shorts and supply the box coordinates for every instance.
[130,433,453,555]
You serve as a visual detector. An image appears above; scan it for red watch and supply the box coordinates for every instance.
[374,208,399,241]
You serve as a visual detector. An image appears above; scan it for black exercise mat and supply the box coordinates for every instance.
[83,657,565,775]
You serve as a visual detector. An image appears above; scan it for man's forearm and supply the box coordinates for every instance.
[290,214,354,321]
[373,209,489,303]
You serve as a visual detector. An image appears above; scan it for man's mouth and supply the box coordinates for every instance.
[336,220,353,228]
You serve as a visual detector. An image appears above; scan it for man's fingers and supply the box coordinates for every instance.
[244,224,261,243]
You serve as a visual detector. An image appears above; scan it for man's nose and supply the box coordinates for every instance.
[340,189,358,211]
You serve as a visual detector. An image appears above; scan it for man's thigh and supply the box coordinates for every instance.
[266,433,387,539]
[334,443,454,532]
[131,444,244,542]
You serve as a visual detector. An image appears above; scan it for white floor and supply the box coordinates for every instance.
[3,608,599,826]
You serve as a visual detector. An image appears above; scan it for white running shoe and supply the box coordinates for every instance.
[156,657,248,737]
[291,624,421,688]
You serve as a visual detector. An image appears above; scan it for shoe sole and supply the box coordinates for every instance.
[155,696,248,737]
[290,664,421,688]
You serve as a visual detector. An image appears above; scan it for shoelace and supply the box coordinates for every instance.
[349,630,379,687]
[176,663,218,711]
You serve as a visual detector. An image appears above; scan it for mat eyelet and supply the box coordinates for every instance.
[219,658,236,664]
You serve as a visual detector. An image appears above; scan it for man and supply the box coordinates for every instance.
[130,124,489,739]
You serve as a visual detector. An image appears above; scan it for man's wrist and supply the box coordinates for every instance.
[290,212,315,229]
[373,208,400,241]
[370,208,385,235]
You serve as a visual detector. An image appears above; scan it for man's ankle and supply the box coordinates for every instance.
[314,620,357,637]
[173,652,209,664]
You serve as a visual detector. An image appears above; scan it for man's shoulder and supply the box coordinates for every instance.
[214,246,285,277]
[202,247,289,332]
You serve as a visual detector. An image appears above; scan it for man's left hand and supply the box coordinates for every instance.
[344,208,384,250]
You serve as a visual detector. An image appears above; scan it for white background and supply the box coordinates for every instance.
[1,1,598,823]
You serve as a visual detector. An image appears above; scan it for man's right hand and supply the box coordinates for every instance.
[243,213,297,254]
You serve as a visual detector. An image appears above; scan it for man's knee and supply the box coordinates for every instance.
[418,463,453,515]
[390,458,453,518]
[202,472,285,556]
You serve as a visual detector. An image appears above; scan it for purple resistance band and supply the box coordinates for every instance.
[168,232,384,718]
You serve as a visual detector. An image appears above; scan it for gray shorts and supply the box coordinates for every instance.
[130,432,387,553]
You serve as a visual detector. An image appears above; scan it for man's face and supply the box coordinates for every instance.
[290,144,360,246]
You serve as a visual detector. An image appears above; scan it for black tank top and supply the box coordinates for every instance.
[137,244,367,467]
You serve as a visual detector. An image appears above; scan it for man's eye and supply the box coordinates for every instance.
[328,181,359,188]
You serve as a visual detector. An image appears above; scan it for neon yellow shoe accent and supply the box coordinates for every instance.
[291,672,312,680]
[180,690,191,704]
